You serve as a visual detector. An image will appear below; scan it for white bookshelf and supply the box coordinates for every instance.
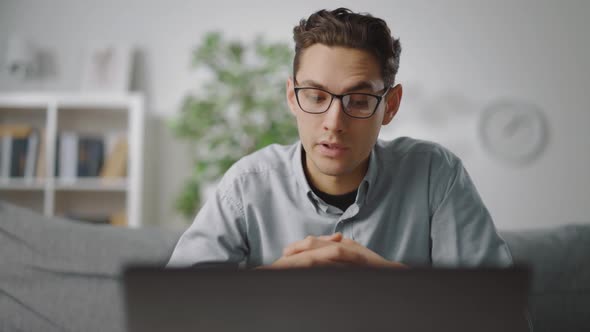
[0,92,144,228]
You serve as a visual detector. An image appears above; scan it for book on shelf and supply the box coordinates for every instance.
[78,136,104,177]
[0,136,12,179]
[0,124,39,181]
[36,129,47,178]
[100,135,128,178]
[56,132,105,180]
[24,130,39,179]
[57,131,77,179]
[10,137,28,177]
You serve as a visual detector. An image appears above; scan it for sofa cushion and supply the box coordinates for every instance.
[501,225,590,332]
[0,201,183,332]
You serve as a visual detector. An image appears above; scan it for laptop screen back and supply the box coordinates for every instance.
[124,267,530,332]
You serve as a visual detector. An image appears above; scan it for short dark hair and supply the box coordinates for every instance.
[293,8,402,87]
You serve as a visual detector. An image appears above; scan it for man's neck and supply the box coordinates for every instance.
[303,156,368,196]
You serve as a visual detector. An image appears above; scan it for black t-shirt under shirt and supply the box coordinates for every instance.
[309,182,358,212]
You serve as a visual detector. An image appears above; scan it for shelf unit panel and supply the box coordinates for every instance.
[0,95,49,109]
[55,178,127,191]
[0,178,46,190]
[0,93,141,109]
[57,107,128,134]
[0,107,47,129]
[54,191,127,224]
[56,93,140,109]
[0,93,143,227]
[0,190,44,213]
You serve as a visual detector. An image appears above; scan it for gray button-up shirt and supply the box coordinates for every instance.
[167,137,512,269]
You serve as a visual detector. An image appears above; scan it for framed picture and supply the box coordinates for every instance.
[81,42,132,93]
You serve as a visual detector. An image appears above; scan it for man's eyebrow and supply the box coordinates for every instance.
[298,79,377,93]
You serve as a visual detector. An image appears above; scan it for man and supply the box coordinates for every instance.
[167,8,512,269]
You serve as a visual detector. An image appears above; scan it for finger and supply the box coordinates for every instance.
[283,235,339,256]
[339,237,360,246]
[283,236,336,257]
[386,261,409,269]
[317,232,343,242]
[315,241,407,268]
[267,252,349,269]
[307,243,366,266]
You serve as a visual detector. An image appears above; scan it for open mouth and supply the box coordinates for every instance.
[318,142,348,157]
[320,143,346,150]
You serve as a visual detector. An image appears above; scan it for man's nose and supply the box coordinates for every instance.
[322,98,347,133]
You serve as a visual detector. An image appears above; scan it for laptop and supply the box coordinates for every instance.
[124,266,531,332]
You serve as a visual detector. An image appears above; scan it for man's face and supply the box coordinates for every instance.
[287,44,401,185]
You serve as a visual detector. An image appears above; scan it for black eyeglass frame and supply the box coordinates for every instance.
[293,83,390,119]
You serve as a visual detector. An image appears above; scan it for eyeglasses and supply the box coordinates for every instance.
[293,84,390,119]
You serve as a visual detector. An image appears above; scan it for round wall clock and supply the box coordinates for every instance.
[478,100,549,165]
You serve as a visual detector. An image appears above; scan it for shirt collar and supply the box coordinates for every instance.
[292,142,312,195]
[292,142,322,210]
[291,141,380,210]
[357,144,379,205]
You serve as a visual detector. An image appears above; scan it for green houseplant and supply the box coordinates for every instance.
[171,32,299,219]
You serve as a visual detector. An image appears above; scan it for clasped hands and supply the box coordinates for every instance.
[263,233,406,269]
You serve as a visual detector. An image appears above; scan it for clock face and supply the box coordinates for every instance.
[479,100,549,165]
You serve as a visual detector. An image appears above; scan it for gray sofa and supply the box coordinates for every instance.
[1,201,589,332]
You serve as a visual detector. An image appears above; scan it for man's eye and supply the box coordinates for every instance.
[348,96,370,108]
[310,95,326,102]
[303,92,327,103]
[352,100,368,107]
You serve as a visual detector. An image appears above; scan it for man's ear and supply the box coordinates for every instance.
[382,84,403,125]
[286,77,298,116]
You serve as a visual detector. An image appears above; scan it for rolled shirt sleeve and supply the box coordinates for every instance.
[166,180,248,268]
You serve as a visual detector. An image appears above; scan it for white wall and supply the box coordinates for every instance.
[1,0,588,230]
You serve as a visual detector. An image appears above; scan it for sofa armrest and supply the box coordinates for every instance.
[0,201,183,332]
[501,225,590,332]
